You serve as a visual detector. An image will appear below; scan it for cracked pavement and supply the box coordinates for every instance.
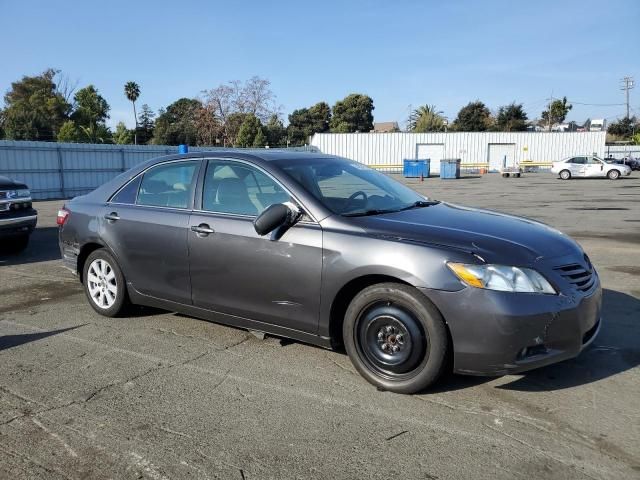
[0,174,639,479]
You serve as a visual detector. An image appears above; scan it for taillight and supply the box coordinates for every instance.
[57,208,70,226]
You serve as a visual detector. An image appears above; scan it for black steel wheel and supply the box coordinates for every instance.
[343,283,448,394]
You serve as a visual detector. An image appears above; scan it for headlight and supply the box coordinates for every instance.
[7,189,30,199]
[447,262,557,294]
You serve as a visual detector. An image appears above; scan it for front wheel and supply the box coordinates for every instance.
[83,249,129,317]
[559,169,571,180]
[607,169,620,180]
[343,283,448,394]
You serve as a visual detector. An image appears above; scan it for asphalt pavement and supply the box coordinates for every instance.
[0,172,639,479]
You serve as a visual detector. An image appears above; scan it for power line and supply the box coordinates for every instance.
[566,100,625,106]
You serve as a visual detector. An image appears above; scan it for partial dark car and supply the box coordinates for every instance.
[58,152,601,393]
[605,156,640,171]
[0,175,37,252]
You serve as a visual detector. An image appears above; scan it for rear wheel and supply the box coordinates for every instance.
[607,169,620,180]
[83,249,129,317]
[343,283,448,394]
[559,169,571,180]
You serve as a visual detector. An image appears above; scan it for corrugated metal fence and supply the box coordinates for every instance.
[311,132,607,173]
[0,141,314,200]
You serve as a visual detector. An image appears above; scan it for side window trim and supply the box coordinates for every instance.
[196,157,318,223]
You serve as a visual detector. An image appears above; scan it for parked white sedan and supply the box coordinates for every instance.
[552,155,632,180]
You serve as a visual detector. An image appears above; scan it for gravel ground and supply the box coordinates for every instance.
[0,172,639,479]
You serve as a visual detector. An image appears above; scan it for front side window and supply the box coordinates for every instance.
[137,161,199,209]
[202,160,291,216]
[274,157,426,216]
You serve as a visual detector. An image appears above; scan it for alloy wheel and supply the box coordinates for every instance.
[87,258,118,309]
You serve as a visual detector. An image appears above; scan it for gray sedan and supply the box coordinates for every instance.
[58,152,601,393]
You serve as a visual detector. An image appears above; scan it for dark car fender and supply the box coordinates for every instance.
[317,226,471,340]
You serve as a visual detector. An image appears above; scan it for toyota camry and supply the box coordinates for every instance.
[58,151,601,393]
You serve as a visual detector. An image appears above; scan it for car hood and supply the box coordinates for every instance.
[0,175,27,190]
[352,202,580,264]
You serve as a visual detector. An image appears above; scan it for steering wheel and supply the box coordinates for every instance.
[343,190,368,212]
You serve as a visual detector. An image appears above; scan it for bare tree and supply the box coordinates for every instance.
[54,71,79,105]
[200,76,279,145]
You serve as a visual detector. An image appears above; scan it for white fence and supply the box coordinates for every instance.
[311,132,607,173]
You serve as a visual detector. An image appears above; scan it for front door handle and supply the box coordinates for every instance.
[104,212,120,222]
[191,223,215,236]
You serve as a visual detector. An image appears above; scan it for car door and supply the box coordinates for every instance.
[569,157,587,177]
[585,157,605,177]
[102,159,201,304]
[188,158,323,334]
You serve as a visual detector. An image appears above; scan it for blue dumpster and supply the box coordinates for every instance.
[440,159,461,179]
[403,159,430,178]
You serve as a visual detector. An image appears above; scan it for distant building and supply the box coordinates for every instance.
[372,122,399,133]
[311,131,606,173]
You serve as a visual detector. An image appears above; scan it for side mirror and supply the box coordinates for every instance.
[253,203,299,236]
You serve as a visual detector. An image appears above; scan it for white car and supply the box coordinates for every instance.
[551,155,632,180]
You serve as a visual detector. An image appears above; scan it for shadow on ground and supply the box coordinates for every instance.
[0,227,60,266]
[0,325,85,352]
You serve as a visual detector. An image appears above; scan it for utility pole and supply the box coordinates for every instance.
[620,76,634,119]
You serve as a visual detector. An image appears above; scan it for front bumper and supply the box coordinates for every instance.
[422,274,602,376]
[0,210,37,238]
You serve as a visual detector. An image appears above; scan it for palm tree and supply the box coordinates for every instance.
[408,104,446,132]
[124,81,141,144]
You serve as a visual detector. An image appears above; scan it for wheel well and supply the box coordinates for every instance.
[329,275,411,348]
[77,243,104,282]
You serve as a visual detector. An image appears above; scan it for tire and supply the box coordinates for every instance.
[83,248,129,317]
[559,169,571,180]
[343,283,448,394]
[607,169,620,180]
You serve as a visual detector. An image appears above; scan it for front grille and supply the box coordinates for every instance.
[554,257,595,293]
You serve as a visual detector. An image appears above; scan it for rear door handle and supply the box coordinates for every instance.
[104,212,120,222]
[191,223,215,236]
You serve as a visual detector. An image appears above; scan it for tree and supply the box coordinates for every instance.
[201,76,278,145]
[71,85,111,143]
[252,128,267,147]
[124,81,140,144]
[57,120,79,142]
[453,101,492,131]
[236,114,262,147]
[194,103,221,146]
[607,116,638,138]
[137,104,155,144]
[265,114,286,147]
[113,122,134,144]
[541,97,572,129]
[152,98,201,145]
[408,105,446,132]
[2,68,71,140]
[330,94,374,133]
[287,101,332,145]
[495,103,528,131]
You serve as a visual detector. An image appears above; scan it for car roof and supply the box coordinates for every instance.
[147,149,338,164]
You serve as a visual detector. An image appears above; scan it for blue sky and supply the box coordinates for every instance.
[1,0,638,129]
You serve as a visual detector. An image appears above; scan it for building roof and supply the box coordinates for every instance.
[372,122,399,133]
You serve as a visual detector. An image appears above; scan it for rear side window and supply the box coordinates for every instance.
[570,157,587,164]
[137,161,199,209]
[110,176,142,204]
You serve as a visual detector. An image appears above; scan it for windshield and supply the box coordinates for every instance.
[274,157,429,216]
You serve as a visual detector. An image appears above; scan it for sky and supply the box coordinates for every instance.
[1,0,638,130]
